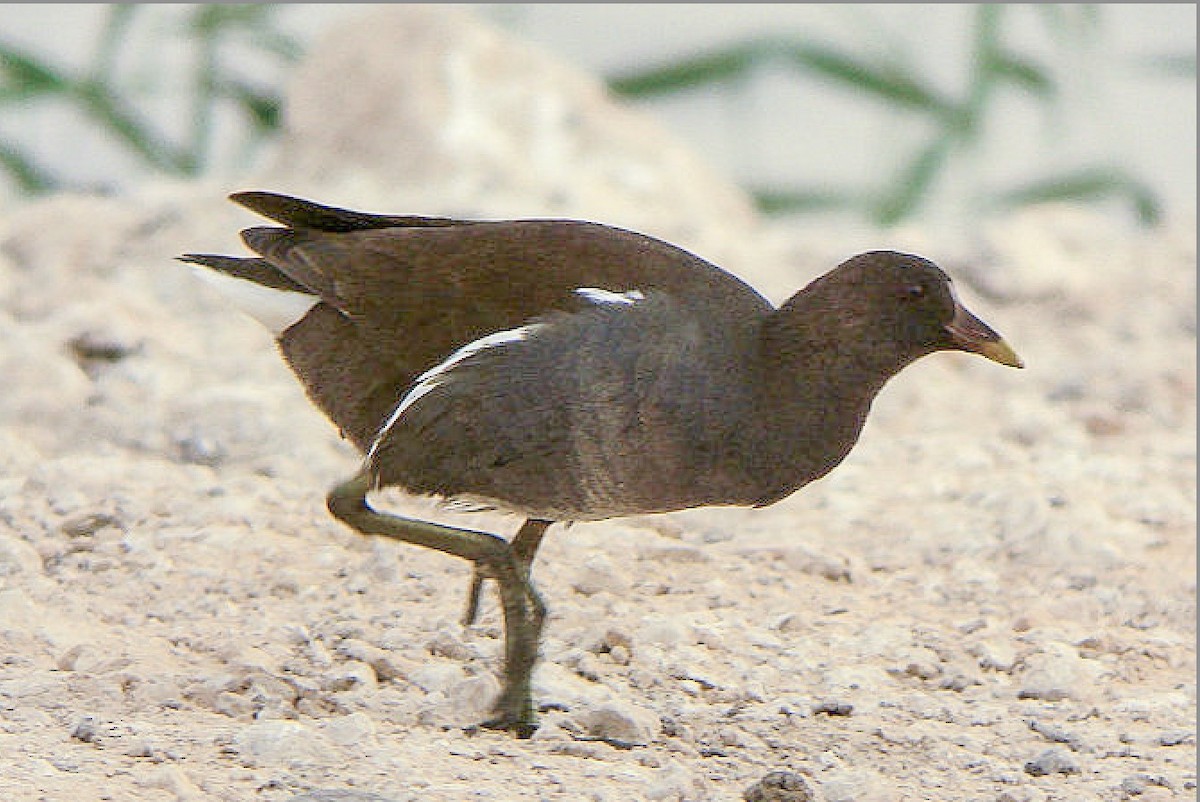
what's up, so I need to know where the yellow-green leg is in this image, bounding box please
[462,518,551,626]
[326,470,544,737]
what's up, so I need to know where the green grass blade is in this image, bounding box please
[871,134,954,225]
[607,43,762,96]
[0,139,57,193]
[220,80,283,132]
[0,41,69,97]
[608,37,958,121]
[986,53,1055,97]
[780,42,959,120]
[990,167,1163,225]
[91,5,139,79]
[750,186,863,216]
[74,79,191,173]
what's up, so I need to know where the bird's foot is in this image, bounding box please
[480,690,538,739]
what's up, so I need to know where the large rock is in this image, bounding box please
[259,5,764,274]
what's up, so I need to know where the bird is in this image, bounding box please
[180,191,1022,737]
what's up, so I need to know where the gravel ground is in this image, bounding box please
[0,8,1194,801]
[0,187,1193,802]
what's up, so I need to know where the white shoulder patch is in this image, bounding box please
[367,323,543,460]
[575,287,646,306]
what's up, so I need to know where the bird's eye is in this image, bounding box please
[901,284,926,301]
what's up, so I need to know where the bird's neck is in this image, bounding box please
[738,297,915,506]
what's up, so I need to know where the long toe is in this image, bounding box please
[482,695,537,738]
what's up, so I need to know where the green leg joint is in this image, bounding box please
[327,470,544,737]
[461,517,551,626]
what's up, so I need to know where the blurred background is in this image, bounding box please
[0,4,1194,232]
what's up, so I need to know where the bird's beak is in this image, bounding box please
[944,301,1024,368]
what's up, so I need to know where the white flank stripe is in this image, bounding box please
[192,266,317,335]
[575,287,645,306]
[366,324,542,460]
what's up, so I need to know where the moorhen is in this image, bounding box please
[181,191,1022,736]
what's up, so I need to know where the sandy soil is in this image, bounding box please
[0,182,1192,802]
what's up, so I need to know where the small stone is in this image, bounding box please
[426,627,475,662]
[574,701,659,746]
[572,553,630,596]
[1017,644,1094,702]
[173,432,227,467]
[1120,775,1149,795]
[60,512,122,538]
[644,762,696,801]
[782,545,851,583]
[213,691,256,720]
[562,648,604,681]
[888,647,943,681]
[323,661,378,694]
[138,765,206,801]
[320,712,377,747]
[67,329,141,377]
[812,700,853,717]
[289,792,397,802]
[1156,729,1194,747]
[638,616,685,647]
[744,770,820,802]
[773,613,807,633]
[232,720,338,767]
[56,644,96,672]
[334,639,409,683]
[408,661,467,694]
[1023,747,1080,776]
[70,716,102,745]
[1027,719,1085,751]
[608,645,632,666]
[969,638,1018,673]
[419,672,500,728]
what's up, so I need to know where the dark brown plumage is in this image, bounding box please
[181,191,1022,736]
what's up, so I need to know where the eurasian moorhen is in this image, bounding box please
[181,191,1022,736]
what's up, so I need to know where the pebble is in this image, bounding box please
[1027,719,1085,752]
[817,770,891,802]
[320,712,377,747]
[418,672,500,727]
[1023,747,1081,776]
[812,700,853,717]
[70,715,103,745]
[323,660,378,694]
[888,647,944,681]
[743,771,820,802]
[426,627,476,662]
[780,545,852,583]
[137,765,206,801]
[1017,644,1095,702]
[334,638,410,682]
[573,700,660,746]
[969,638,1019,673]
[232,720,338,767]
[644,761,697,801]
[637,615,686,647]
[1119,774,1154,795]
[572,553,631,596]
[1156,729,1194,747]
[407,661,468,694]
[289,792,397,802]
